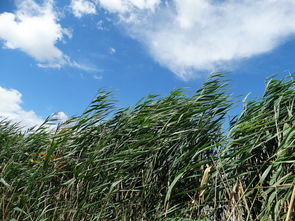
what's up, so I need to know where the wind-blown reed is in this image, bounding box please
[0,74,294,220]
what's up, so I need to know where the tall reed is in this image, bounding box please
[0,74,294,220]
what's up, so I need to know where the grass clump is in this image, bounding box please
[0,73,294,220]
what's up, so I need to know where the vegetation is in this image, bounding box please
[0,74,294,220]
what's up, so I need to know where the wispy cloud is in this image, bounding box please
[93,74,103,80]
[109,47,116,54]
[69,60,102,72]
[95,0,295,80]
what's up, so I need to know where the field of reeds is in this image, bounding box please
[0,73,294,221]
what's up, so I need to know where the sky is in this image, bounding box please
[1,0,295,129]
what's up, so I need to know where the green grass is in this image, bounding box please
[0,73,294,220]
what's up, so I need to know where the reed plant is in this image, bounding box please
[0,73,294,220]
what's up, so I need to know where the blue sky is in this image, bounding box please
[1,0,295,128]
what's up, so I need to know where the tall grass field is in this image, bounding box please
[0,74,294,220]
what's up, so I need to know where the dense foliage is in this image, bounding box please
[0,74,294,220]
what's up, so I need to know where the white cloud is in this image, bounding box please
[71,0,96,18]
[0,0,97,71]
[50,111,68,122]
[0,0,68,67]
[0,86,43,129]
[96,0,160,14]
[96,0,127,13]
[0,86,69,130]
[96,0,295,80]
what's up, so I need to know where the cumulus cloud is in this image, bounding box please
[0,86,69,130]
[0,86,43,129]
[50,111,68,123]
[96,0,295,79]
[0,0,70,67]
[71,0,96,18]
